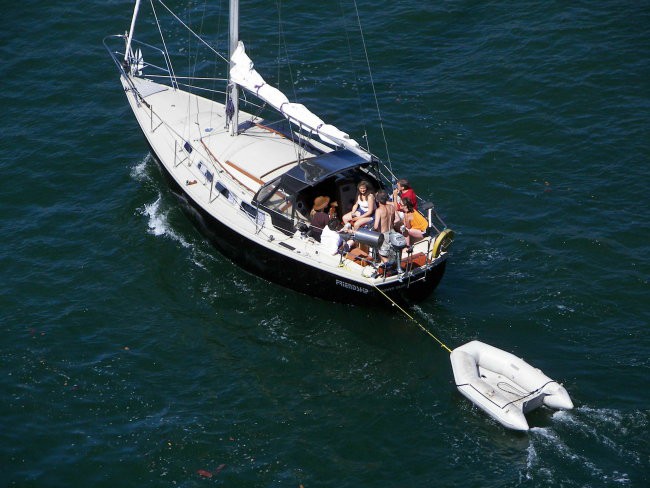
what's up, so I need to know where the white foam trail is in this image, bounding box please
[529,426,633,485]
[141,195,165,236]
[130,154,152,181]
[524,440,539,480]
[552,407,642,464]
[531,427,605,477]
[140,195,191,248]
[574,406,625,428]
[521,434,556,485]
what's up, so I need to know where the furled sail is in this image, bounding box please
[230,41,371,161]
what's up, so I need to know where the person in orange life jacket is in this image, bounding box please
[401,198,428,246]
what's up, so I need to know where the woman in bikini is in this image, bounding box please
[342,180,376,230]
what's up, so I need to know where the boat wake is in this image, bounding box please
[526,426,628,484]
[551,406,645,465]
[131,156,196,251]
[131,156,217,273]
[139,194,190,247]
[521,405,646,485]
[130,158,261,300]
[130,154,153,182]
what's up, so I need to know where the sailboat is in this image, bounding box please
[104,0,454,305]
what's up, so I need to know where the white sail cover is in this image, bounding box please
[230,42,371,161]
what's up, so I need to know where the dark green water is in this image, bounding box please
[1,1,648,486]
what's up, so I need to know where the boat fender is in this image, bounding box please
[430,228,455,259]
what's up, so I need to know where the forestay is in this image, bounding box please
[229,41,371,161]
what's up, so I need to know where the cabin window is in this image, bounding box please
[240,201,257,218]
[240,202,265,226]
[215,181,230,199]
[257,184,295,221]
[256,180,279,203]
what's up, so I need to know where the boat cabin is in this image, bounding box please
[253,149,382,234]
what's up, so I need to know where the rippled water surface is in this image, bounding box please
[1,1,648,486]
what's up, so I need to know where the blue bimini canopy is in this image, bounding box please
[280,150,370,193]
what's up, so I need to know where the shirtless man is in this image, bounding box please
[373,190,395,263]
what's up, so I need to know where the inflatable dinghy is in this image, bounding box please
[450,341,573,430]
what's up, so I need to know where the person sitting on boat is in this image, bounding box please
[320,218,349,255]
[309,196,332,241]
[373,190,396,263]
[342,180,376,231]
[392,178,417,225]
[328,200,339,220]
[400,199,429,246]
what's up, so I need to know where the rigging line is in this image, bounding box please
[156,0,228,64]
[274,1,305,163]
[185,2,194,127]
[351,0,392,170]
[209,0,225,130]
[190,1,209,127]
[339,0,370,154]
[276,0,282,91]
[150,0,178,89]
[366,279,452,354]
[274,1,312,164]
[275,1,297,103]
[191,1,209,92]
[145,75,226,81]
[190,0,209,87]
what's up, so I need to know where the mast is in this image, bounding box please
[227,0,239,136]
[124,0,142,64]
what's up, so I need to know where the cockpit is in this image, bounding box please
[253,149,381,233]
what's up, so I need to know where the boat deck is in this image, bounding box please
[130,76,318,194]
[122,74,447,299]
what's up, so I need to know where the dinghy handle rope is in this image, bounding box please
[367,279,452,353]
[455,380,559,410]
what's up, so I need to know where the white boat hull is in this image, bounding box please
[104,1,455,306]
[113,73,449,304]
[450,341,573,430]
